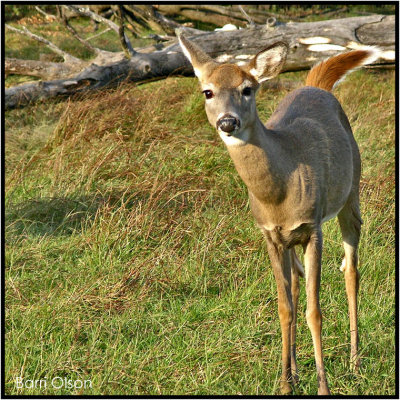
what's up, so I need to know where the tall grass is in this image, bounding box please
[5,67,395,395]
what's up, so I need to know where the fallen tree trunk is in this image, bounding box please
[5,58,83,80]
[154,4,281,26]
[5,14,395,110]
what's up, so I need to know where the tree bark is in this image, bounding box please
[5,14,395,110]
[154,4,275,26]
[5,58,84,80]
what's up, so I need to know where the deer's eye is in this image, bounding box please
[203,90,214,99]
[242,87,252,96]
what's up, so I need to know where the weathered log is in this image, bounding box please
[184,14,395,71]
[5,58,84,80]
[4,52,192,110]
[154,4,273,26]
[5,15,395,110]
[157,6,247,28]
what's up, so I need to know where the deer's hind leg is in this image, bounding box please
[337,198,362,371]
[304,228,330,395]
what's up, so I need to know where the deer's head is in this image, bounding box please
[178,34,288,146]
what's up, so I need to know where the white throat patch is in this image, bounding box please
[218,128,250,147]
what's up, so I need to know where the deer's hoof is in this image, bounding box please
[317,381,331,395]
[280,381,292,395]
[291,372,299,385]
[351,355,361,373]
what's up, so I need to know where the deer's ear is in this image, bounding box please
[178,32,217,81]
[247,42,288,83]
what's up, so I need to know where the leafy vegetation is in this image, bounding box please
[4,7,395,396]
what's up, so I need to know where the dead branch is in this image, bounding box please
[124,5,179,36]
[114,5,134,58]
[34,6,56,20]
[86,28,111,41]
[58,6,99,55]
[65,5,136,55]
[5,23,81,64]
[238,5,255,27]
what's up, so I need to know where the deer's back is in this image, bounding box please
[266,86,353,139]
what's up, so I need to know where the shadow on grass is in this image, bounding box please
[4,185,209,240]
[5,195,108,238]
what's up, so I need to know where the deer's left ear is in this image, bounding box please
[247,42,288,83]
[178,32,218,81]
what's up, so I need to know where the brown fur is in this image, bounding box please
[305,49,373,91]
[209,64,249,88]
[178,34,376,395]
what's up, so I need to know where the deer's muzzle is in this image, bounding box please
[216,115,241,135]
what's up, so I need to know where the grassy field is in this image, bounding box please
[5,8,396,397]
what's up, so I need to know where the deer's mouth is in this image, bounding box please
[217,127,250,147]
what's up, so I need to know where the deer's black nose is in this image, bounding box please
[216,115,240,134]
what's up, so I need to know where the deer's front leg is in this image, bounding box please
[304,228,330,395]
[265,232,293,395]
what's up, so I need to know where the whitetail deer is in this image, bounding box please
[178,33,380,395]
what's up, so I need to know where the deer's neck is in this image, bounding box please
[225,118,288,204]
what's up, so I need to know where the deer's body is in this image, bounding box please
[230,86,359,235]
[179,33,378,395]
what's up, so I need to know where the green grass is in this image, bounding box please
[5,67,395,396]
[5,6,396,392]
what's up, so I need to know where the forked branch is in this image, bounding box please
[114,5,134,58]
[65,5,136,56]
[58,5,99,55]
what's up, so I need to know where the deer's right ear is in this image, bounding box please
[247,42,288,83]
[178,32,217,81]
